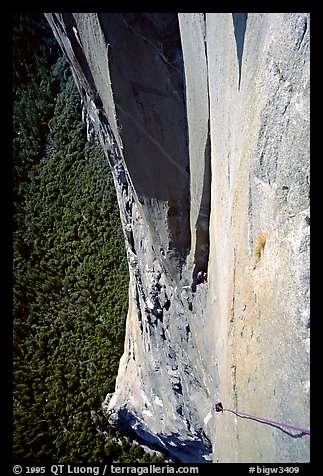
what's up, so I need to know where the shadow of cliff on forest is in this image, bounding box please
[112,407,213,463]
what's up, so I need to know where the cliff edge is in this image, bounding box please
[45,12,310,463]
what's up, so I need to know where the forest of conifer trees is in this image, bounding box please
[12,13,165,464]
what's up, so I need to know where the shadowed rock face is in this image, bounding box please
[45,13,310,463]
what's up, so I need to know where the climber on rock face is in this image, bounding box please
[197,270,207,284]
[149,290,159,301]
[214,402,223,413]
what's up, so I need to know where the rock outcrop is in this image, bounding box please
[45,13,310,463]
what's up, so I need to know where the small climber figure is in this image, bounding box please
[149,290,159,302]
[196,270,207,284]
[214,401,224,413]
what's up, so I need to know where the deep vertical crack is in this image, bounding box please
[192,14,211,286]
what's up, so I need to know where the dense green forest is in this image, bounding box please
[13,13,164,463]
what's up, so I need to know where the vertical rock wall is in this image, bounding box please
[45,12,310,463]
[202,12,310,462]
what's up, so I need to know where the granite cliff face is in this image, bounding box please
[45,13,310,463]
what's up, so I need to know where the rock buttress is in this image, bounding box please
[45,12,214,463]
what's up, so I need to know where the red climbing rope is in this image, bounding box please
[214,402,310,435]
